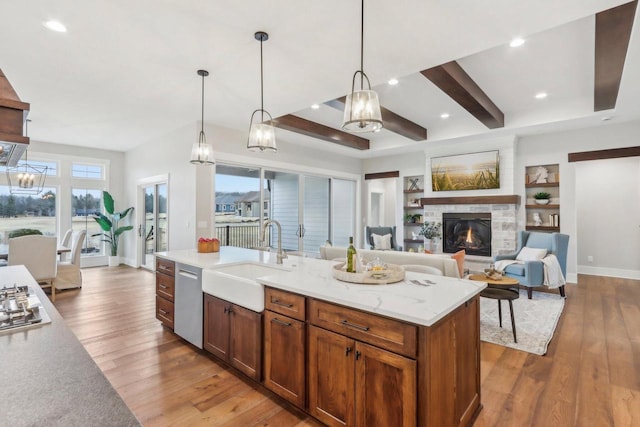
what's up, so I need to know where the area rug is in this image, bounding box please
[480,289,565,355]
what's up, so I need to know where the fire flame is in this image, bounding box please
[466,228,473,243]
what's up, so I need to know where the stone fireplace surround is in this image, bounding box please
[421,195,520,272]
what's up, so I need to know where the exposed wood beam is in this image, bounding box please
[568,146,640,162]
[364,171,400,180]
[594,1,638,111]
[420,61,504,129]
[325,97,427,141]
[273,114,370,150]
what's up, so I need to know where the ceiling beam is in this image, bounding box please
[325,97,427,141]
[420,61,504,129]
[273,114,370,150]
[594,0,637,111]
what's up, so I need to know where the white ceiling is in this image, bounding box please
[2,0,639,159]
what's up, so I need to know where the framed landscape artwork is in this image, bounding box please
[431,150,500,191]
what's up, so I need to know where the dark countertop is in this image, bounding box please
[0,265,140,427]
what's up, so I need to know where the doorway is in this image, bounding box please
[137,175,169,270]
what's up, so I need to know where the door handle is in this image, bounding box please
[300,224,305,238]
[138,224,143,237]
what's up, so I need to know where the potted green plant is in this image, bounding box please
[92,191,134,266]
[533,191,551,205]
[419,221,442,251]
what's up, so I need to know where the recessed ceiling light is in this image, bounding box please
[43,20,67,32]
[388,78,399,86]
[535,92,548,99]
[509,38,525,47]
[440,113,450,119]
[311,104,320,110]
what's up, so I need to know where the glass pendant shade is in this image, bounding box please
[248,31,277,153]
[190,130,214,164]
[343,88,383,132]
[247,110,276,152]
[190,69,215,165]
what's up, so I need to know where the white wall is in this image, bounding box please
[575,157,640,279]
[516,119,640,282]
[122,122,361,264]
[362,119,640,283]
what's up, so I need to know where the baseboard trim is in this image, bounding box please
[577,266,640,280]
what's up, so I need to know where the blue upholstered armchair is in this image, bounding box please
[365,226,402,251]
[494,231,569,299]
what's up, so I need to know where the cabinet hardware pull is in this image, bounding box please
[272,299,293,308]
[159,284,167,289]
[271,318,292,327]
[355,350,361,360]
[345,347,352,356]
[224,306,233,314]
[341,320,369,331]
[159,265,170,271]
[159,309,168,315]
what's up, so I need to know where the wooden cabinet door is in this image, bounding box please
[308,326,356,427]
[230,304,262,381]
[454,298,480,426]
[354,342,416,427]
[203,294,230,361]
[263,310,306,407]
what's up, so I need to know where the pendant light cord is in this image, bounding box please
[260,37,264,122]
[200,73,205,142]
[360,0,364,90]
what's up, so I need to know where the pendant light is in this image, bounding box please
[247,31,277,152]
[6,119,48,195]
[342,0,383,133]
[190,69,215,165]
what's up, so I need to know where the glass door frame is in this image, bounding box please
[136,174,169,270]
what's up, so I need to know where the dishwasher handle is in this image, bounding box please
[178,270,199,281]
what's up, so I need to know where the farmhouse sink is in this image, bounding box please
[202,262,291,312]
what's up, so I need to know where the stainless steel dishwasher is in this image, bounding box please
[174,262,203,349]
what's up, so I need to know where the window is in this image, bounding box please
[71,189,103,256]
[0,186,57,244]
[72,163,103,179]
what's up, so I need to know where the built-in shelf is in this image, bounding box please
[526,225,560,232]
[404,205,422,209]
[404,189,424,194]
[525,182,559,188]
[525,204,560,209]
[403,175,424,252]
[404,239,423,244]
[404,222,423,226]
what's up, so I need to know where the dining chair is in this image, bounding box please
[59,228,73,261]
[8,235,58,301]
[54,230,86,291]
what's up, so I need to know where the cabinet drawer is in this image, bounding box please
[309,299,417,358]
[156,258,175,276]
[265,287,306,321]
[156,296,174,329]
[156,272,175,301]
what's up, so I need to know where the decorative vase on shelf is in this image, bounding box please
[535,199,550,205]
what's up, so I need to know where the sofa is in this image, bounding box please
[320,245,461,278]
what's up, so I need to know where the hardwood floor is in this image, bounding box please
[53,267,640,426]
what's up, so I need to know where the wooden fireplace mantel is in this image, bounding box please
[421,195,520,205]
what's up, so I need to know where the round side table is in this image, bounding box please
[468,274,520,343]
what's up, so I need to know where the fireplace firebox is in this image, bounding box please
[442,213,491,256]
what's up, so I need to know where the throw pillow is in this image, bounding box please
[372,233,392,250]
[450,249,465,277]
[516,247,548,261]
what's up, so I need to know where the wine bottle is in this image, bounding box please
[346,236,357,273]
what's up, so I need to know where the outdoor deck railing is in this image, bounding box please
[215,224,269,249]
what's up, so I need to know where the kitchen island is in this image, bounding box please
[0,266,140,427]
[156,247,486,427]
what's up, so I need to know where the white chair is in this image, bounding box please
[59,228,73,261]
[8,235,58,301]
[54,230,86,291]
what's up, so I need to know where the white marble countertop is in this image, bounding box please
[158,247,486,327]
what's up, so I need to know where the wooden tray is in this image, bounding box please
[332,262,405,285]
